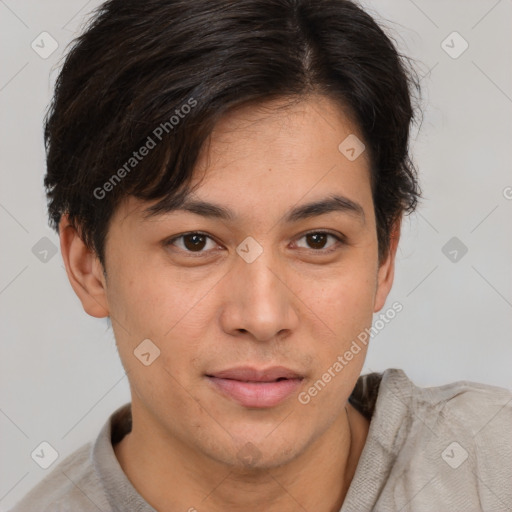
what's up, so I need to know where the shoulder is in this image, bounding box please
[379,368,512,459]
[8,442,110,512]
[383,368,512,436]
[375,369,512,511]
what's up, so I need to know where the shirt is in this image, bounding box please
[9,368,512,512]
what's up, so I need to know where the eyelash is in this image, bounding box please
[164,230,346,257]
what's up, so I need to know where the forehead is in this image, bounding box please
[196,94,367,167]
[120,95,373,226]
[188,96,370,201]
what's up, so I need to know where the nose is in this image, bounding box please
[219,246,299,342]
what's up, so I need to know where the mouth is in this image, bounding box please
[205,366,304,408]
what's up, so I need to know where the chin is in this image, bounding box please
[201,427,309,471]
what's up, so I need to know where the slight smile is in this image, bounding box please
[206,366,305,408]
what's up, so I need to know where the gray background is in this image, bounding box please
[1,0,511,508]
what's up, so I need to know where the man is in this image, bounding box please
[11,0,512,511]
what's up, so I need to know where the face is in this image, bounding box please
[66,95,398,470]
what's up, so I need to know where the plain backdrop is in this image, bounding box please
[1,0,511,509]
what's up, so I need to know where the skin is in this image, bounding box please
[60,94,400,512]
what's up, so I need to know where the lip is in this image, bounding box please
[206,366,304,408]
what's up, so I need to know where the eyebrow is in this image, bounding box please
[143,193,365,225]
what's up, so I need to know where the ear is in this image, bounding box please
[373,217,401,313]
[59,214,109,318]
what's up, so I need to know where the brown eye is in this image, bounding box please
[295,231,345,252]
[165,232,218,254]
[306,233,328,250]
[182,233,207,251]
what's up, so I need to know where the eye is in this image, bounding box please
[164,232,220,255]
[164,230,346,257]
[294,231,345,253]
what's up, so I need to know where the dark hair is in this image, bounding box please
[44,0,421,268]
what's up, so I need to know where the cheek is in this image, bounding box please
[299,279,373,417]
[106,266,211,380]
[300,262,376,393]
[107,262,194,336]
[309,264,377,330]
[107,275,206,415]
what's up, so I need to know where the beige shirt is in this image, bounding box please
[9,368,512,512]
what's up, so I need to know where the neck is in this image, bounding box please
[114,402,369,512]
